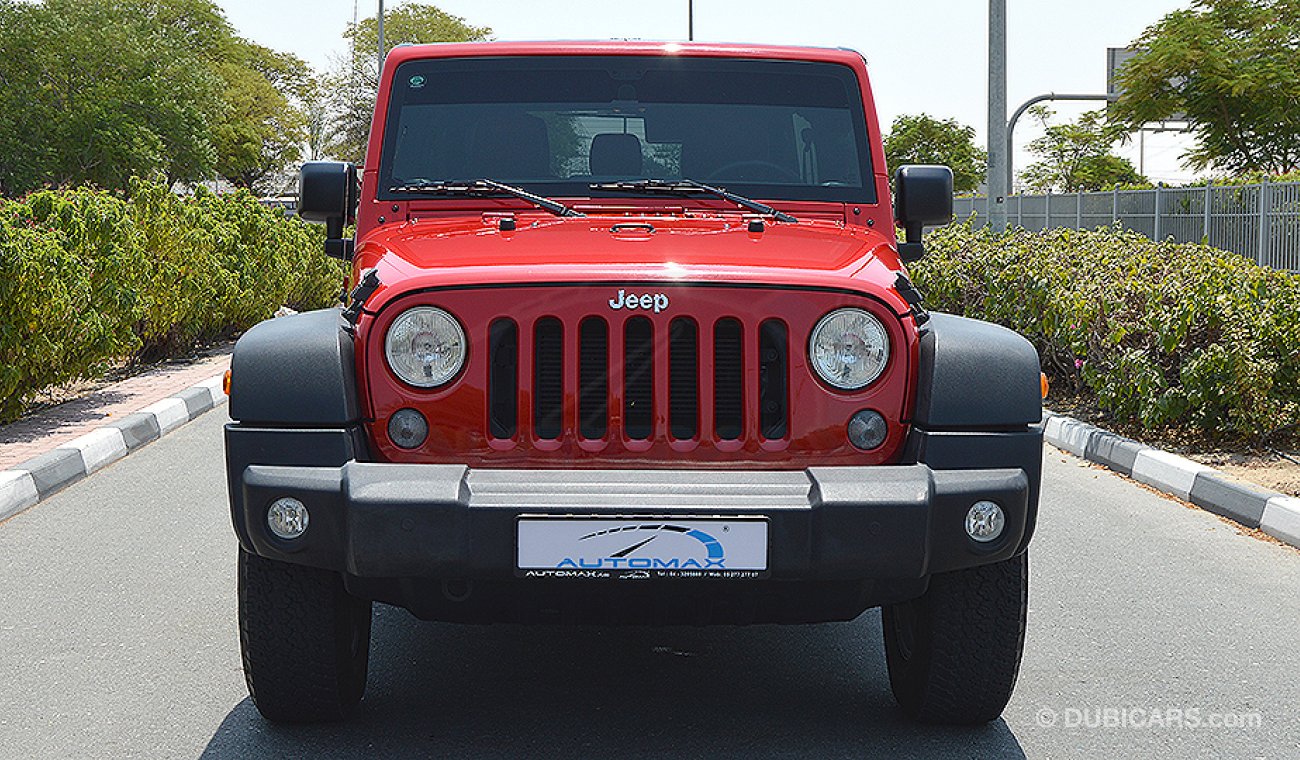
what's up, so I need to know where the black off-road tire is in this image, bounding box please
[882,551,1028,725]
[238,549,372,723]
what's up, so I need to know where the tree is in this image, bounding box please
[301,80,335,162]
[212,42,313,193]
[327,4,491,164]
[0,0,226,194]
[1114,0,1300,175]
[0,2,57,194]
[0,0,316,196]
[883,114,987,194]
[1019,107,1144,192]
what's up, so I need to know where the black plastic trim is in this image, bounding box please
[759,320,789,439]
[623,317,654,440]
[533,318,564,440]
[714,318,744,440]
[903,425,1044,555]
[912,312,1042,428]
[228,309,360,426]
[233,461,1028,582]
[488,319,518,439]
[224,424,369,553]
[578,317,608,439]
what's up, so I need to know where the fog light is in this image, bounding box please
[388,408,428,449]
[267,497,309,540]
[847,409,888,450]
[965,501,1005,543]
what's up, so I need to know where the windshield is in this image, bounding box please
[378,55,875,204]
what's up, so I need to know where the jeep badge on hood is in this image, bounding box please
[608,289,669,313]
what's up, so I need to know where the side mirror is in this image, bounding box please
[299,161,359,260]
[893,165,953,263]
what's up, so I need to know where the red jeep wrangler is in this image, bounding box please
[225,42,1043,726]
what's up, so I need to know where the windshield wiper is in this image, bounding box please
[590,178,797,223]
[389,179,584,217]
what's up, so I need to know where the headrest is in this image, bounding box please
[589,133,643,177]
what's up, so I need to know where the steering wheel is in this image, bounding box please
[704,160,802,183]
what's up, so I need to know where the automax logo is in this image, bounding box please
[555,523,725,570]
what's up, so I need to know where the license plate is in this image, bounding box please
[516,517,768,578]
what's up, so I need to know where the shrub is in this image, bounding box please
[911,223,1300,442]
[0,180,342,422]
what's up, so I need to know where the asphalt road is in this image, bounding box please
[1,410,1297,759]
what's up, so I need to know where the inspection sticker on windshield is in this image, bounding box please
[517,517,767,579]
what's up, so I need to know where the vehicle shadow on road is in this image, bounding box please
[200,605,1025,758]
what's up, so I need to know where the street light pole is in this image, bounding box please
[1005,92,1119,191]
[688,0,694,41]
[987,0,1008,233]
[377,0,385,72]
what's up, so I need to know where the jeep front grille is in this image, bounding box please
[488,319,518,439]
[366,285,912,467]
[578,317,608,439]
[486,315,789,444]
[668,318,698,440]
[623,317,655,439]
[759,320,789,439]
[713,318,744,440]
[532,317,565,439]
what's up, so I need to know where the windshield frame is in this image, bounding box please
[375,54,878,206]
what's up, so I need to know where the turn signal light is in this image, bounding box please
[223,369,232,396]
[1040,372,1049,400]
[847,409,888,451]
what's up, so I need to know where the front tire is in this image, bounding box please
[238,549,372,723]
[883,552,1028,725]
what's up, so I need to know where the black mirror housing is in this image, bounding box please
[299,161,359,260]
[893,165,953,263]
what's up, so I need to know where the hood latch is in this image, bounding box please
[894,273,930,326]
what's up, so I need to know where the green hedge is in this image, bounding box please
[0,180,344,422]
[911,223,1300,442]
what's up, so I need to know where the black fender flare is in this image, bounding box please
[907,312,1044,555]
[228,308,360,426]
[912,312,1042,429]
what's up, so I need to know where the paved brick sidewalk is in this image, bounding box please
[0,347,232,470]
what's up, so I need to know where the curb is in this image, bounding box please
[1043,411,1300,551]
[0,374,227,524]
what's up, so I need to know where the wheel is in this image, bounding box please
[238,549,372,723]
[704,160,802,183]
[882,552,1028,725]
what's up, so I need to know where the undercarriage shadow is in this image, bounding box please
[201,606,1024,758]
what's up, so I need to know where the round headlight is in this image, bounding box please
[809,308,890,390]
[385,306,466,388]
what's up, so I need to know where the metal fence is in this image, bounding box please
[952,182,1300,271]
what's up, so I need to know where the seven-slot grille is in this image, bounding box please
[487,316,789,443]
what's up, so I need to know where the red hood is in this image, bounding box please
[353,213,911,316]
